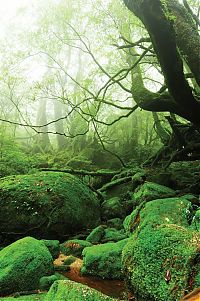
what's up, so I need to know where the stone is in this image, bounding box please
[0,237,54,295]
[60,239,92,258]
[0,172,100,240]
[81,239,129,279]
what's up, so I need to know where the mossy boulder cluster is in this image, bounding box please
[0,237,54,295]
[122,196,200,301]
[0,172,100,240]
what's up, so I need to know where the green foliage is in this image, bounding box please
[0,133,35,177]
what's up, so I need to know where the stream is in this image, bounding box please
[55,254,129,300]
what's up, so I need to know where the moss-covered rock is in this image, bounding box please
[44,280,115,301]
[122,198,200,301]
[107,218,123,230]
[133,182,176,205]
[191,209,200,232]
[39,275,58,291]
[0,294,46,301]
[86,225,106,244]
[0,172,100,240]
[101,197,126,220]
[60,239,92,258]
[39,273,67,291]
[102,228,127,243]
[63,255,77,266]
[81,239,129,279]
[0,237,54,295]
[42,240,60,259]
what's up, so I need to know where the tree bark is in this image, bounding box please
[123,0,200,125]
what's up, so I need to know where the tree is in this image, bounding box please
[123,0,200,125]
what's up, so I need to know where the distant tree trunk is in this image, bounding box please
[54,100,66,150]
[34,99,51,152]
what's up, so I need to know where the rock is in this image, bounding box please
[44,280,115,301]
[81,239,129,279]
[0,294,46,300]
[122,198,200,301]
[39,273,67,289]
[86,225,106,244]
[63,256,77,266]
[60,239,92,258]
[133,181,176,205]
[0,237,54,295]
[107,218,123,230]
[191,209,200,231]
[42,240,60,259]
[39,275,58,291]
[101,197,126,220]
[102,228,127,243]
[99,177,136,199]
[0,172,100,240]
[124,197,192,237]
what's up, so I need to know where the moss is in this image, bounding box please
[86,225,106,244]
[39,275,58,291]
[0,172,100,239]
[102,228,127,243]
[133,182,176,205]
[107,218,123,230]
[41,240,60,259]
[63,256,77,266]
[191,210,200,232]
[101,197,126,220]
[0,294,46,301]
[122,198,200,301]
[0,237,54,295]
[139,197,192,229]
[44,280,115,301]
[60,239,92,258]
[81,239,129,279]
[122,224,199,301]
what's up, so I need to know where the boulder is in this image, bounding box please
[86,225,106,244]
[0,294,46,301]
[42,240,60,259]
[60,239,92,258]
[107,218,123,230]
[44,280,115,301]
[133,182,176,205]
[102,228,127,243]
[191,209,200,232]
[101,197,126,220]
[122,198,200,301]
[81,239,129,279]
[0,172,100,240]
[0,237,54,295]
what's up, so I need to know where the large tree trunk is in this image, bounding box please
[123,0,200,125]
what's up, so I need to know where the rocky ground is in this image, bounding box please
[0,161,199,301]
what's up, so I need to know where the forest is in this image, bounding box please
[0,0,199,300]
